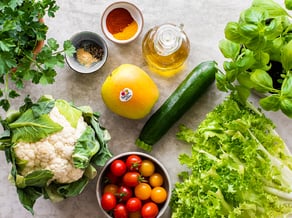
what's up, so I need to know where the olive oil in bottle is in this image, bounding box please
[142,24,190,77]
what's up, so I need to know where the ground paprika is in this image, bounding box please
[106,8,138,40]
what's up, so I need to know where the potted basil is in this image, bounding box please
[0,0,75,112]
[216,0,292,118]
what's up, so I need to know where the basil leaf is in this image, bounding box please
[250,69,274,92]
[240,8,266,24]
[224,22,247,43]
[236,49,256,70]
[239,23,259,38]
[252,0,289,17]
[281,40,292,71]
[281,75,292,98]
[259,94,281,111]
[280,97,292,117]
[219,39,240,59]
[237,72,254,89]
[285,0,292,10]
[9,109,63,143]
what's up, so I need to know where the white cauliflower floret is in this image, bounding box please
[14,106,87,184]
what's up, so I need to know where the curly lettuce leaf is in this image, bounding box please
[171,94,292,218]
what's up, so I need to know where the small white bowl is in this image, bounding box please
[66,31,108,74]
[101,2,144,44]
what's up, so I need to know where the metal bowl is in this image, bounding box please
[65,31,108,74]
[96,151,171,217]
[101,2,144,44]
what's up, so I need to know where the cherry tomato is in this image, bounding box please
[103,184,119,195]
[134,183,152,200]
[139,160,155,177]
[105,171,120,184]
[117,185,133,202]
[150,187,167,204]
[123,171,141,187]
[126,154,142,171]
[129,211,142,218]
[141,202,159,218]
[114,203,128,218]
[101,192,117,211]
[126,197,142,212]
[110,159,127,177]
[149,173,164,187]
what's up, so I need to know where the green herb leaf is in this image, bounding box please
[259,94,281,111]
[250,69,274,92]
[280,97,292,117]
[219,39,240,59]
[252,0,289,17]
[63,40,76,57]
[281,40,292,71]
[285,0,292,10]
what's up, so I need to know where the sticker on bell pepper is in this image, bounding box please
[120,88,133,102]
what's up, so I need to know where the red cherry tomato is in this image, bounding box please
[101,192,117,211]
[123,172,141,187]
[105,171,120,184]
[114,203,128,218]
[110,159,127,177]
[126,155,142,171]
[141,202,159,218]
[126,197,142,212]
[117,185,133,202]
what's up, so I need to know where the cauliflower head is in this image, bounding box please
[0,95,112,214]
[14,106,87,183]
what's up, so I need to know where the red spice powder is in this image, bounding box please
[106,8,134,34]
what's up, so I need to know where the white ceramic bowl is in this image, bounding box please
[101,2,144,44]
[65,31,108,73]
[96,151,171,218]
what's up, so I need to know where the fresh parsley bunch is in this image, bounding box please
[0,0,75,112]
[216,0,292,118]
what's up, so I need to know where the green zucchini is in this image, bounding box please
[135,61,218,151]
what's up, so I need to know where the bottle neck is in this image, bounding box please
[154,24,183,56]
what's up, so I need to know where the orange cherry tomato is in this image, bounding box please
[150,187,167,204]
[134,183,152,200]
[149,173,164,187]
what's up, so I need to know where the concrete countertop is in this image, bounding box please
[0,0,291,217]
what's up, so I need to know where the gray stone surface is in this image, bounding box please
[0,0,291,218]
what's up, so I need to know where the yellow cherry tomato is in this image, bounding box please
[149,173,164,187]
[139,160,155,177]
[129,210,142,218]
[134,183,152,200]
[150,186,167,204]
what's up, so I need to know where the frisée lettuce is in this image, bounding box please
[170,93,292,218]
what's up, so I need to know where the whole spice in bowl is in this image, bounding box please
[76,40,104,67]
[65,31,108,74]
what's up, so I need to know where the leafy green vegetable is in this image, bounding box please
[170,93,292,218]
[216,0,292,118]
[0,0,75,113]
